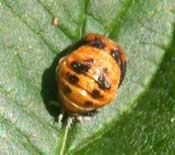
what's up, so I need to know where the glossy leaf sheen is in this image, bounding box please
[0,0,174,155]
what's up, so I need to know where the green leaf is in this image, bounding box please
[0,0,174,155]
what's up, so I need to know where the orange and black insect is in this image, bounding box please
[56,33,127,115]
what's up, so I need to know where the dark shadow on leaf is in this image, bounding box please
[41,39,86,120]
[41,52,62,119]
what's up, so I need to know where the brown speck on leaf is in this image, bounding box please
[53,17,59,26]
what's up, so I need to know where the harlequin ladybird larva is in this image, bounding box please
[56,33,127,120]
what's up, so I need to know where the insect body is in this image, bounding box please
[56,33,127,116]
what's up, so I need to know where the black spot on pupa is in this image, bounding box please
[111,49,127,87]
[84,58,94,64]
[91,89,102,98]
[111,49,121,66]
[103,68,108,74]
[66,73,79,84]
[89,38,105,49]
[98,73,111,89]
[84,101,93,107]
[71,61,90,74]
[63,85,72,94]
[119,61,127,86]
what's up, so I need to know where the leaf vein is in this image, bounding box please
[36,0,75,40]
[108,0,134,38]
[0,116,44,155]
[80,0,90,37]
[0,85,57,132]
[2,0,58,54]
